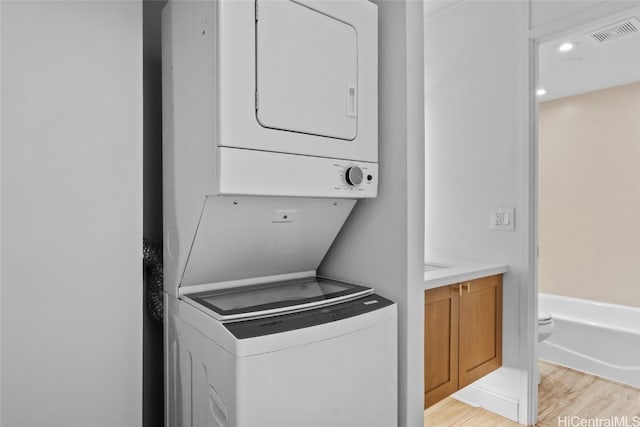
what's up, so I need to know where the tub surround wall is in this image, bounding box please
[539,82,640,308]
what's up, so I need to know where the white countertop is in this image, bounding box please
[423,259,509,289]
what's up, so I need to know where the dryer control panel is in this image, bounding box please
[217,147,378,198]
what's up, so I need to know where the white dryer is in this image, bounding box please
[162,0,378,199]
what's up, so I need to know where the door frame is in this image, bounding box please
[524,2,640,424]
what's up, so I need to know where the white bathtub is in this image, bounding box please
[538,293,640,388]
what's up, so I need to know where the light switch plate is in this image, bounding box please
[490,207,515,231]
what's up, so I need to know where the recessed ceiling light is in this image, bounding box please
[536,88,547,96]
[558,42,575,53]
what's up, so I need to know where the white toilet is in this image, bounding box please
[536,311,555,384]
[538,311,555,342]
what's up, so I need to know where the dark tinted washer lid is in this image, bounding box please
[188,276,371,320]
[224,293,394,339]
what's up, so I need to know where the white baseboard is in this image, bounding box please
[451,367,521,423]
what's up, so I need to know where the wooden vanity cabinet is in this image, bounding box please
[424,274,502,409]
[424,285,459,407]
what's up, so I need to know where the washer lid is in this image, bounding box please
[186,277,372,322]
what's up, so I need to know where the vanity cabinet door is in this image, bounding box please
[424,285,459,408]
[458,275,503,388]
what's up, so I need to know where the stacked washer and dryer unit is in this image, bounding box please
[162,1,397,426]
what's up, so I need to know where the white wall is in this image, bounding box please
[1,2,143,426]
[319,1,425,426]
[424,0,525,369]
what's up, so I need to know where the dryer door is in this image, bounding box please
[256,0,358,141]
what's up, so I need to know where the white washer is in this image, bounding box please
[162,197,397,427]
[166,277,397,427]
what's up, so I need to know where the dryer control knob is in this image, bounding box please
[345,166,364,186]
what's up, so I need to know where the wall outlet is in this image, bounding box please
[490,207,515,231]
[494,212,503,226]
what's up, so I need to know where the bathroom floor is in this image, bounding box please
[424,361,640,426]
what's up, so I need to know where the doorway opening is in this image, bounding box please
[534,9,640,424]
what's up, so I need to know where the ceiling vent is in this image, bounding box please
[585,17,640,44]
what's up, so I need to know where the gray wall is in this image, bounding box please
[1,1,143,425]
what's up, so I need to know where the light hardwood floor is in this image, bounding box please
[424,361,640,426]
